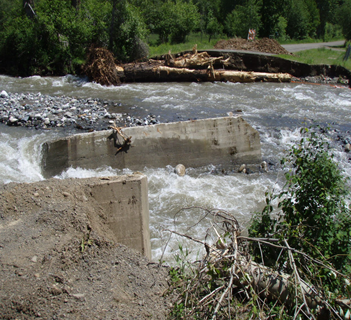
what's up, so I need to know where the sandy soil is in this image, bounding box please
[0,178,174,319]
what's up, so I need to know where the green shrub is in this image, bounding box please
[249,127,351,294]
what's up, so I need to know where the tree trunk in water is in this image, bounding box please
[120,63,292,83]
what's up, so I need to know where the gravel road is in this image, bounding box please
[281,40,345,52]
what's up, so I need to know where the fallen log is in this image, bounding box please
[121,64,292,83]
[209,69,292,83]
[82,47,292,85]
[165,51,228,69]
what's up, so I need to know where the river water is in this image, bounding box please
[1,75,350,261]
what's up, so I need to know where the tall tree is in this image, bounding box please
[286,0,310,39]
[71,0,81,8]
[23,0,35,18]
[193,0,221,36]
[153,0,200,44]
[23,0,34,6]
[225,0,261,38]
[315,0,338,39]
[336,0,351,40]
[260,0,283,37]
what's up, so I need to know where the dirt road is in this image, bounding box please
[281,40,345,52]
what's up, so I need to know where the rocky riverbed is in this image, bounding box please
[0,90,161,131]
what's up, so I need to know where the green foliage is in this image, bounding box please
[315,0,339,39]
[249,127,351,293]
[286,0,315,40]
[277,47,351,71]
[324,22,343,41]
[153,0,200,44]
[276,16,288,40]
[225,0,261,38]
[148,32,225,57]
[109,1,149,61]
[335,0,351,41]
[0,0,113,75]
[260,0,288,37]
[0,0,349,76]
[168,244,195,318]
[205,10,223,42]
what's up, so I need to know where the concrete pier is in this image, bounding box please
[41,116,262,177]
[0,174,151,258]
[89,174,150,258]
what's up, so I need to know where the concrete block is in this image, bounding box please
[0,174,151,259]
[89,174,150,258]
[41,116,261,177]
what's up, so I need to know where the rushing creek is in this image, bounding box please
[1,74,351,262]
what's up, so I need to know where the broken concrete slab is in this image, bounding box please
[41,116,262,178]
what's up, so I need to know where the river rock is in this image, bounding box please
[0,90,9,98]
[238,164,246,173]
[260,161,268,172]
[0,91,162,131]
[175,164,186,176]
[345,143,351,152]
[8,116,19,125]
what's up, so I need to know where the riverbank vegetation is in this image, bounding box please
[0,0,350,76]
[278,46,351,71]
[167,127,351,319]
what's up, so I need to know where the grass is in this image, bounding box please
[277,46,351,71]
[147,32,351,71]
[147,32,225,57]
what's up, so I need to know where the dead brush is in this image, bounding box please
[163,207,351,320]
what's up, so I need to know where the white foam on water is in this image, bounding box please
[0,128,61,184]
[146,166,282,262]
[0,76,350,264]
[55,166,121,179]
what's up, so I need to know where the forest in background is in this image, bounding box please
[0,0,350,76]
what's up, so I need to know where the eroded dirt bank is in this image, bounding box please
[0,177,173,319]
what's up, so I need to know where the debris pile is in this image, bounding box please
[83,47,121,86]
[214,37,292,55]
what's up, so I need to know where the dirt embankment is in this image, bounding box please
[214,37,292,55]
[0,178,173,319]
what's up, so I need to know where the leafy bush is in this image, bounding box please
[0,0,111,75]
[153,0,200,44]
[249,127,351,294]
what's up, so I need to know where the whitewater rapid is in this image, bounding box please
[0,75,350,261]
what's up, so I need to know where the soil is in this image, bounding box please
[214,37,292,55]
[0,178,174,319]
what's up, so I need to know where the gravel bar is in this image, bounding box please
[0,90,161,131]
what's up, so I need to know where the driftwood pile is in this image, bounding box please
[164,207,351,319]
[82,47,121,86]
[83,46,292,86]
